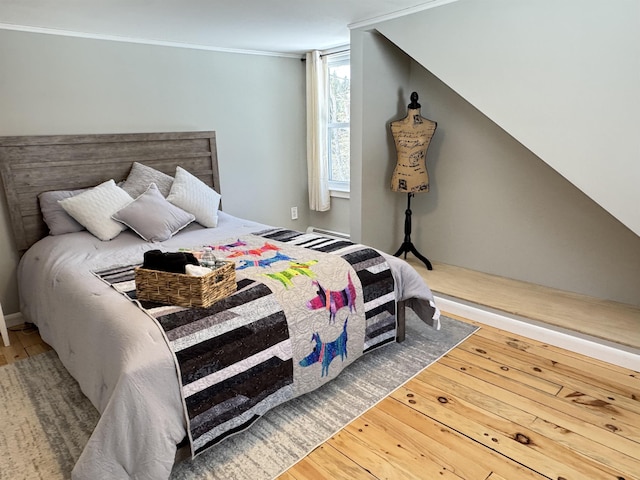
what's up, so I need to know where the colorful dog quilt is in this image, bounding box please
[95,230,396,458]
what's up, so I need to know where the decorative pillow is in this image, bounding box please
[112,183,195,242]
[166,166,221,228]
[58,180,133,241]
[38,188,89,235]
[120,162,174,198]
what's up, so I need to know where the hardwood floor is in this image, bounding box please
[409,260,640,350]
[3,307,638,479]
[0,324,52,366]
[280,312,640,480]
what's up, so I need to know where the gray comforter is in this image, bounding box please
[18,212,440,480]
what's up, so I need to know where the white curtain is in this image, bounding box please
[306,50,331,211]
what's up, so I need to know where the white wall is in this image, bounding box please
[349,29,640,307]
[377,0,640,236]
[0,29,308,314]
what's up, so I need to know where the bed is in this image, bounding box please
[0,131,440,480]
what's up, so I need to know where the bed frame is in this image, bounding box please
[0,130,407,342]
[0,131,220,254]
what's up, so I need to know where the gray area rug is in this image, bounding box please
[0,314,477,480]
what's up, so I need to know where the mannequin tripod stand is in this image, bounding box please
[393,192,432,270]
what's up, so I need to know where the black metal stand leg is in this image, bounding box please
[393,193,433,270]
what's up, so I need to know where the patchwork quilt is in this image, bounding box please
[95,230,396,457]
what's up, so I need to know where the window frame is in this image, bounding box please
[325,51,350,195]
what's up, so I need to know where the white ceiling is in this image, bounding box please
[0,0,448,56]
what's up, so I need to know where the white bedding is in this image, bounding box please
[18,212,440,480]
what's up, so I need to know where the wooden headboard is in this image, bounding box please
[0,131,220,253]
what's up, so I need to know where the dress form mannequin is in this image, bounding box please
[390,92,437,270]
[390,92,437,193]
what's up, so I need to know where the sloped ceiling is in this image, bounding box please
[376,0,640,236]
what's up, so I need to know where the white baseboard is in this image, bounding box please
[5,312,24,328]
[435,295,640,371]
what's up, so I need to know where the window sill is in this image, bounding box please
[330,189,350,199]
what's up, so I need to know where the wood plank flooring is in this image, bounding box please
[409,260,640,350]
[280,313,640,480]
[3,317,638,479]
[0,324,52,366]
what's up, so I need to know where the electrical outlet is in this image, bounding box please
[291,206,298,220]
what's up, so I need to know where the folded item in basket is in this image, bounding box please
[185,264,213,276]
[142,250,199,274]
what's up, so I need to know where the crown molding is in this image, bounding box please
[349,0,460,30]
[0,23,301,58]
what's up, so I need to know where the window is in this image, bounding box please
[326,52,350,193]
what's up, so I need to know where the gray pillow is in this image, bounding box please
[38,188,90,235]
[112,183,195,242]
[120,162,173,198]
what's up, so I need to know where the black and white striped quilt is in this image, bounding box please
[95,230,396,457]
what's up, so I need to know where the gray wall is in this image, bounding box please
[351,29,412,251]
[377,0,640,236]
[350,30,640,307]
[308,196,350,235]
[0,29,308,315]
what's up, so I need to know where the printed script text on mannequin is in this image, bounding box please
[390,92,437,193]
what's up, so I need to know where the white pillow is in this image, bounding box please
[112,183,195,242]
[166,166,221,228]
[58,180,133,241]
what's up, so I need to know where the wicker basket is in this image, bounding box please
[134,261,236,308]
